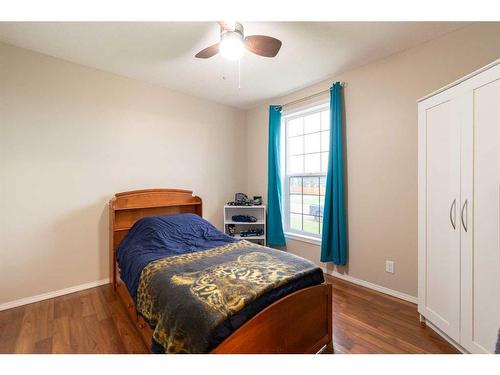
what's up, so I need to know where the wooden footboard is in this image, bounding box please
[211,283,332,354]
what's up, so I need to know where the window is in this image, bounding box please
[283,103,329,240]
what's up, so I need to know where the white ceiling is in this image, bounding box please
[0,22,471,108]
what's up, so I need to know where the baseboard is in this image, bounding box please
[0,278,110,312]
[321,267,418,304]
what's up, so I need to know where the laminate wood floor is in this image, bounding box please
[0,275,458,354]
[324,275,458,354]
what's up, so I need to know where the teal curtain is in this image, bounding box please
[321,83,347,264]
[267,105,286,246]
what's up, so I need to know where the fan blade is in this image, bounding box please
[244,35,282,57]
[195,43,220,58]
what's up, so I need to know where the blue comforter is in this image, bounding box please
[116,213,237,301]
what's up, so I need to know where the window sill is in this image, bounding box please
[284,232,321,246]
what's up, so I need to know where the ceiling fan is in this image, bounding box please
[195,21,282,61]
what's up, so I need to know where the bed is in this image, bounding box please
[109,188,332,354]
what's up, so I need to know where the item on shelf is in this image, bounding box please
[239,228,264,237]
[252,196,263,205]
[224,204,266,246]
[232,215,257,223]
[227,224,236,236]
[227,193,253,206]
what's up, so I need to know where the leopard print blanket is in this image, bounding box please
[136,240,322,353]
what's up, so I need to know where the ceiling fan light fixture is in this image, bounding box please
[219,32,244,60]
[195,21,281,60]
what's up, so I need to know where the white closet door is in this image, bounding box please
[461,68,500,353]
[418,95,461,341]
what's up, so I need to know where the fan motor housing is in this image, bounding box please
[220,21,244,40]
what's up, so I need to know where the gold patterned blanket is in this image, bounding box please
[135,240,323,353]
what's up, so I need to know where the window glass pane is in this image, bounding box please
[321,152,329,173]
[321,130,329,152]
[320,176,326,195]
[287,118,303,137]
[303,176,320,195]
[303,194,320,218]
[304,153,321,173]
[304,112,321,134]
[290,213,302,231]
[289,194,302,214]
[303,214,320,235]
[287,135,303,156]
[319,195,325,216]
[284,106,331,238]
[319,219,323,235]
[321,110,330,130]
[289,177,302,194]
[304,132,321,154]
[288,155,303,174]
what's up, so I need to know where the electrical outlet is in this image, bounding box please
[385,260,395,274]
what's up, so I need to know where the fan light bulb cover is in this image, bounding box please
[220,35,244,60]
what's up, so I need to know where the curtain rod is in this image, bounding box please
[281,82,345,108]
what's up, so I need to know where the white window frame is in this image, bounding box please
[282,101,329,244]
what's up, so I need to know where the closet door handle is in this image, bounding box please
[461,200,468,232]
[449,199,456,230]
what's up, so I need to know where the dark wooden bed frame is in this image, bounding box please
[109,188,333,354]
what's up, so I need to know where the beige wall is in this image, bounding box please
[245,22,500,297]
[0,42,247,306]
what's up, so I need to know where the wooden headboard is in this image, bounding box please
[109,188,202,288]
